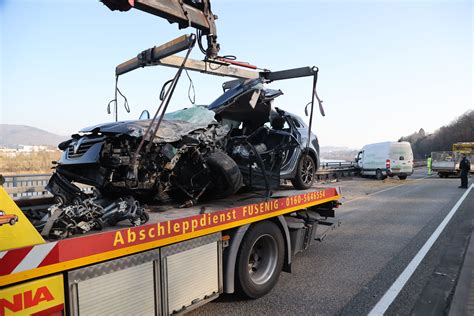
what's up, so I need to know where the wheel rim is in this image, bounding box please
[300,156,315,185]
[247,234,278,285]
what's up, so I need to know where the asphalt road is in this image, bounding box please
[192,168,474,315]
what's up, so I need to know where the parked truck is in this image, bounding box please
[432,143,474,177]
[431,151,459,178]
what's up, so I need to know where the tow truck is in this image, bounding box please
[0,1,340,315]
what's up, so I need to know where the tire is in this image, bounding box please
[291,153,316,190]
[206,151,243,198]
[398,175,407,180]
[376,169,384,180]
[235,221,284,299]
[9,218,16,225]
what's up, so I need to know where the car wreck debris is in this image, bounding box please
[46,77,321,210]
[37,194,149,239]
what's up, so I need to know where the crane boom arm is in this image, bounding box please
[101,0,219,57]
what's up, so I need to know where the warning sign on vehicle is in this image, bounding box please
[0,187,45,251]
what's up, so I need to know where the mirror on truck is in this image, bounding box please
[139,110,150,120]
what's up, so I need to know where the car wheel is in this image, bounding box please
[206,151,243,197]
[9,218,16,225]
[376,169,384,180]
[235,221,284,299]
[291,153,316,190]
[398,175,407,180]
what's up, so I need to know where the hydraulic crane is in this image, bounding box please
[101,0,220,58]
[101,0,325,178]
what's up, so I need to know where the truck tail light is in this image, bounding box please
[386,159,391,169]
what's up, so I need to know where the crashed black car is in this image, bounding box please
[47,78,320,206]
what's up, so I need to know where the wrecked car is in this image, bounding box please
[211,78,320,191]
[46,78,319,209]
[47,106,242,207]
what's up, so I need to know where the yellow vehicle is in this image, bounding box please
[1,1,339,314]
[453,142,474,173]
[453,142,474,154]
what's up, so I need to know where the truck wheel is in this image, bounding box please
[206,151,243,197]
[376,169,384,180]
[235,221,284,299]
[291,154,316,190]
[398,175,407,180]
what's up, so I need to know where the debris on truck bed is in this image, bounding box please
[31,194,149,239]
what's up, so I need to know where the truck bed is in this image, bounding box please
[1,185,340,286]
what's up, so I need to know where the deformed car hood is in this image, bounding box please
[209,78,283,112]
[208,78,283,126]
[79,106,219,143]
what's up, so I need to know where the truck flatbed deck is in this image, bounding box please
[0,186,339,287]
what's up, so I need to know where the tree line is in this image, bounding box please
[399,110,474,159]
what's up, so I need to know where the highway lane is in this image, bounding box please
[192,168,473,315]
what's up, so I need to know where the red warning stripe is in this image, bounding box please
[31,303,64,316]
[1,188,340,284]
[0,246,32,275]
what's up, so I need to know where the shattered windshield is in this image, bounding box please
[164,105,216,125]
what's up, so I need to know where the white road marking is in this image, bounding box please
[368,183,473,316]
[11,241,58,274]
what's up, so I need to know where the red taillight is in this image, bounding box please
[386,159,391,169]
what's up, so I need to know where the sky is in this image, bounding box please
[0,0,472,149]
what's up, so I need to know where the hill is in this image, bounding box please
[399,110,474,159]
[320,146,359,161]
[0,124,67,148]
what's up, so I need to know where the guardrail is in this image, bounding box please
[2,173,51,199]
[316,161,358,180]
[414,160,427,168]
[1,173,92,200]
[319,161,356,170]
[0,160,428,200]
[3,162,359,199]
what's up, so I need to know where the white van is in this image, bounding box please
[355,141,414,180]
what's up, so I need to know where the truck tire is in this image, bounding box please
[398,175,407,180]
[206,151,243,198]
[235,221,284,299]
[376,169,384,180]
[291,154,316,190]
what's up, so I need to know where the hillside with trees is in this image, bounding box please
[399,110,474,159]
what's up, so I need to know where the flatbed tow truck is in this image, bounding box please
[0,1,341,314]
[0,185,340,315]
